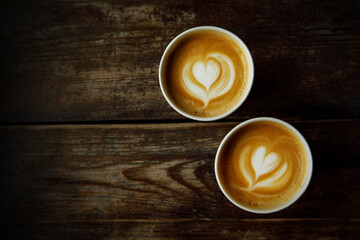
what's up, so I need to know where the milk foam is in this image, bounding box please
[239,146,287,191]
[182,53,235,106]
[164,30,249,118]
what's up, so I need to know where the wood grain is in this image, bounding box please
[1,0,360,122]
[5,219,360,240]
[1,1,360,239]
[1,120,359,238]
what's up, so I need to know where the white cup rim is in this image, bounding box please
[159,26,255,121]
[214,117,313,214]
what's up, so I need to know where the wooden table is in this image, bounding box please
[1,1,359,239]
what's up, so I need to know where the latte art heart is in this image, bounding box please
[192,59,220,91]
[182,53,235,106]
[240,146,288,191]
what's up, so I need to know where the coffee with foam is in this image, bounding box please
[216,119,310,211]
[160,29,250,118]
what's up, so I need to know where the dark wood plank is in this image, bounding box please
[1,0,359,122]
[1,120,359,227]
[5,219,360,240]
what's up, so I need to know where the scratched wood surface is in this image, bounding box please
[1,0,360,122]
[1,0,360,239]
[1,120,360,239]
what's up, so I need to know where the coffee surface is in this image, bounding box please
[162,30,248,117]
[217,121,307,210]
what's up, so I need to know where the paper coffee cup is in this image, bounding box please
[215,117,313,213]
[159,26,254,121]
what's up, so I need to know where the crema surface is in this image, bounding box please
[217,121,307,210]
[162,30,249,118]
